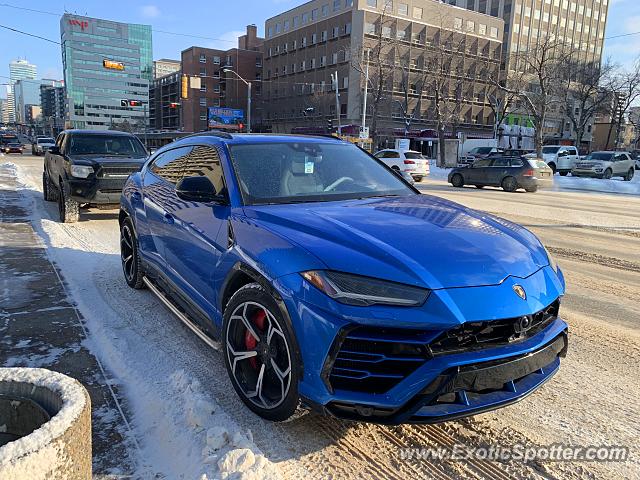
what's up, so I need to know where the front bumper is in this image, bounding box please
[276,266,568,424]
[572,169,603,178]
[68,177,129,204]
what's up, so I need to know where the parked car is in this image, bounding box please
[32,137,56,155]
[540,145,579,175]
[488,149,534,158]
[3,142,23,154]
[374,149,430,182]
[43,130,148,223]
[120,133,568,423]
[448,156,554,192]
[630,151,640,170]
[572,151,635,180]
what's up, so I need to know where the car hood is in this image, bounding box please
[68,154,147,165]
[243,195,549,289]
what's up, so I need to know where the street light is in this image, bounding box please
[222,68,252,133]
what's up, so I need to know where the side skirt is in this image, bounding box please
[143,276,221,351]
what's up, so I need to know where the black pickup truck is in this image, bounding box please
[43,130,148,222]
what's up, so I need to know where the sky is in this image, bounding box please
[0,0,638,96]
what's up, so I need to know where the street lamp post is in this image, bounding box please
[223,68,252,133]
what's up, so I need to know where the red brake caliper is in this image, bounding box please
[245,309,266,370]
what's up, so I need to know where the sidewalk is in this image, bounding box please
[0,163,136,477]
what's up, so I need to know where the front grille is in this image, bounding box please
[98,166,140,178]
[327,327,434,394]
[429,300,559,356]
[324,300,560,395]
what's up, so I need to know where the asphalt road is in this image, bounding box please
[6,153,640,479]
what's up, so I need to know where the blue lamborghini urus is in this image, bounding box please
[119,133,568,423]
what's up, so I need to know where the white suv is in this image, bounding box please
[572,151,635,181]
[541,145,579,175]
[374,149,430,182]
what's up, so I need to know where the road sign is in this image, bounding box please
[359,126,369,139]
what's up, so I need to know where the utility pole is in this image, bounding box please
[247,81,252,134]
[332,71,341,136]
[143,103,148,149]
[361,49,369,136]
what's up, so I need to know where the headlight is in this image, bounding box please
[301,270,430,307]
[543,245,559,273]
[70,165,94,178]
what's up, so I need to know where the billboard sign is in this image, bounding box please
[208,107,244,129]
[103,59,125,71]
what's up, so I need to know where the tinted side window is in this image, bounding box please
[510,158,525,167]
[180,145,226,194]
[150,146,194,184]
[491,158,510,167]
[474,159,491,167]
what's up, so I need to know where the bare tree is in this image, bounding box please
[559,59,615,151]
[351,4,397,147]
[610,57,640,149]
[492,35,575,157]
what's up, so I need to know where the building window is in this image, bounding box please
[343,76,349,88]
[398,3,408,15]
[367,0,377,7]
[284,20,290,31]
[301,61,306,71]
[346,0,353,6]
[454,18,463,30]
[199,54,206,63]
[322,4,329,16]
[320,55,326,67]
[413,7,423,19]
[332,26,340,38]
[466,20,475,33]
[479,24,487,35]
[214,85,220,93]
[283,65,287,74]
[303,12,310,23]
[293,16,300,28]
[276,23,282,33]
[331,52,338,64]
[213,70,220,78]
[199,98,206,107]
[200,114,207,121]
[490,26,498,38]
[268,27,273,38]
[302,36,307,47]
[321,30,328,41]
[200,68,206,76]
[365,22,376,35]
[382,26,391,38]
[345,23,352,35]
[311,58,316,68]
[333,0,341,11]
[213,56,220,65]
[200,85,207,92]
[312,33,317,44]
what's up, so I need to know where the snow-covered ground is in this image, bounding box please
[428,164,640,195]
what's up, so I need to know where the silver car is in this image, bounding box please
[572,151,635,181]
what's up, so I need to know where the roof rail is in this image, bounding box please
[182,130,234,140]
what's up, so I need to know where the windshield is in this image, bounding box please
[542,146,561,154]
[69,134,147,157]
[585,152,614,161]
[229,142,415,205]
[404,152,425,160]
[528,159,549,169]
[1,135,18,144]
[37,138,55,144]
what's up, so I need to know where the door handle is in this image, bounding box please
[163,213,174,225]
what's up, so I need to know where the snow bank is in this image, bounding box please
[553,174,640,195]
[0,368,91,479]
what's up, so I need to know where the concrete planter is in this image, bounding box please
[0,368,91,480]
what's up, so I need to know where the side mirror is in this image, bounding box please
[48,146,60,155]
[176,176,224,203]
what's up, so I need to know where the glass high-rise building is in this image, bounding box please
[6,59,37,124]
[60,14,152,130]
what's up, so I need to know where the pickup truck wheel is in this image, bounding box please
[120,217,145,289]
[559,171,568,176]
[548,163,557,174]
[603,168,613,179]
[58,182,80,223]
[42,171,55,202]
[625,168,634,181]
[501,176,518,192]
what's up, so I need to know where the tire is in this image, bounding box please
[42,171,55,202]
[413,176,423,183]
[525,186,538,193]
[475,185,484,189]
[624,168,634,181]
[120,217,146,289]
[603,168,612,179]
[57,181,80,223]
[451,173,464,188]
[548,163,557,174]
[501,176,518,192]
[559,171,568,176]
[223,283,299,422]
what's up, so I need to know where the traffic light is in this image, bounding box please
[327,118,333,131]
[169,102,179,109]
[238,122,244,132]
[129,100,142,107]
